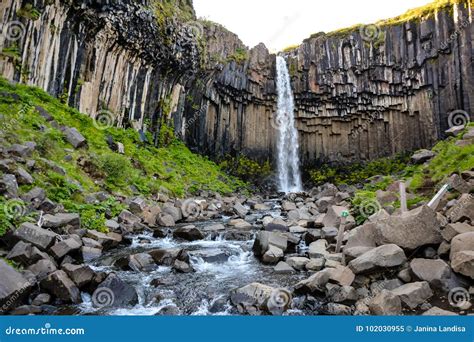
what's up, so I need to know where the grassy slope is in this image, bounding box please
[0,78,245,234]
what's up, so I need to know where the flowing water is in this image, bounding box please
[275,56,303,193]
[71,201,308,316]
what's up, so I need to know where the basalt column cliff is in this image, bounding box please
[1,0,473,167]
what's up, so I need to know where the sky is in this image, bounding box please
[193,0,433,52]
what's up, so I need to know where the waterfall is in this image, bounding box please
[275,56,303,193]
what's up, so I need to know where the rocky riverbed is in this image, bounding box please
[1,142,473,316]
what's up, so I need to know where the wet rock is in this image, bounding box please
[40,270,81,304]
[128,253,156,272]
[96,273,138,307]
[156,305,180,315]
[64,127,86,148]
[188,249,229,263]
[274,261,295,274]
[391,281,433,309]
[410,258,451,283]
[228,218,252,230]
[163,205,183,222]
[118,210,142,226]
[9,305,42,315]
[149,248,188,266]
[232,202,248,218]
[81,246,102,262]
[173,225,204,241]
[14,223,58,250]
[348,244,406,274]
[411,149,436,164]
[85,230,122,250]
[253,203,270,211]
[62,264,95,288]
[0,260,33,313]
[230,283,290,315]
[368,290,402,315]
[253,231,288,257]
[265,222,288,232]
[374,206,442,249]
[203,223,225,232]
[173,259,194,273]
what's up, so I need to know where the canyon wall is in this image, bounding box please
[1,0,473,167]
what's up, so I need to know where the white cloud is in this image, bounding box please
[193,0,433,51]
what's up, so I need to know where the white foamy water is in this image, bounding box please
[275,55,303,193]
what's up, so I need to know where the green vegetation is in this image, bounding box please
[220,155,272,187]
[226,48,248,64]
[282,44,300,53]
[0,77,246,233]
[308,154,410,187]
[17,4,41,20]
[151,0,195,27]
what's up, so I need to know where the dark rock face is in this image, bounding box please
[0,0,472,166]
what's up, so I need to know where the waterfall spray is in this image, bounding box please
[275,56,302,193]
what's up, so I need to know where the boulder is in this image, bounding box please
[442,222,474,241]
[230,283,291,315]
[203,223,225,232]
[446,194,474,223]
[129,197,148,215]
[32,293,51,306]
[64,127,86,148]
[14,223,58,250]
[157,213,175,227]
[286,257,310,271]
[173,225,204,241]
[95,273,138,307]
[305,258,325,271]
[410,258,451,283]
[348,244,406,274]
[148,248,188,266]
[262,245,284,264]
[62,264,95,288]
[253,231,287,257]
[188,249,229,263]
[410,149,436,164]
[295,266,355,294]
[323,205,354,228]
[50,237,82,259]
[445,125,465,137]
[325,303,352,315]
[128,253,156,272]
[450,232,474,259]
[0,174,18,198]
[27,259,57,279]
[374,206,442,249]
[6,241,47,266]
[274,261,295,274]
[308,239,328,258]
[326,284,357,303]
[0,260,33,313]
[40,270,81,303]
[368,290,402,315]
[281,201,297,211]
[22,187,46,206]
[15,167,34,185]
[265,222,288,232]
[85,230,122,250]
[118,210,141,226]
[163,205,183,222]
[81,246,102,262]
[228,218,252,230]
[451,251,474,279]
[173,259,194,273]
[42,213,80,230]
[232,202,248,218]
[391,281,433,309]
[422,306,458,315]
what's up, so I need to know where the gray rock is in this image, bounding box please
[451,251,474,279]
[32,293,51,306]
[27,259,57,279]
[62,264,95,288]
[85,230,122,250]
[50,237,82,259]
[348,244,407,274]
[163,205,183,222]
[157,213,175,227]
[410,258,451,283]
[308,239,328,258]
[446,194,474,223]
[118,210,142,226]
[445,125,465,137]
[0,174,18,198]
[14,223,58,250]
[22,187,46,206]
[128,253,156,272]
[325,303,351,315]
[15,167,34,185]
[129,197,148,215]
[281,201,297,211]
[411,149,436,164]
[262,245,284,264]
[96,273,138,307]
[286,256,310,270]
[148,248,188,266]
[374,206,442,249]
[173,225,203,241]
[188,249,229,263]
[305,258,325,271]
[442,222,474,241]
[230,282,290,314]
[40,270,81,303]
[173,259,193,273]
[9,305,42,315]
[265,222,288,232]
[232,202,248,218]
[43,213,81,230]
[368,290,402,315]
[0,260,34,313]
[326,284,357,303]
[203,223,225,232]
[81,246,102,262]
[65,127,87,148]
[274,261,295,274]
[450,232,474,259]
[253,231,288,257]
[422,306,458,315]
[295,266,355,294]
[391,281,433,309]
